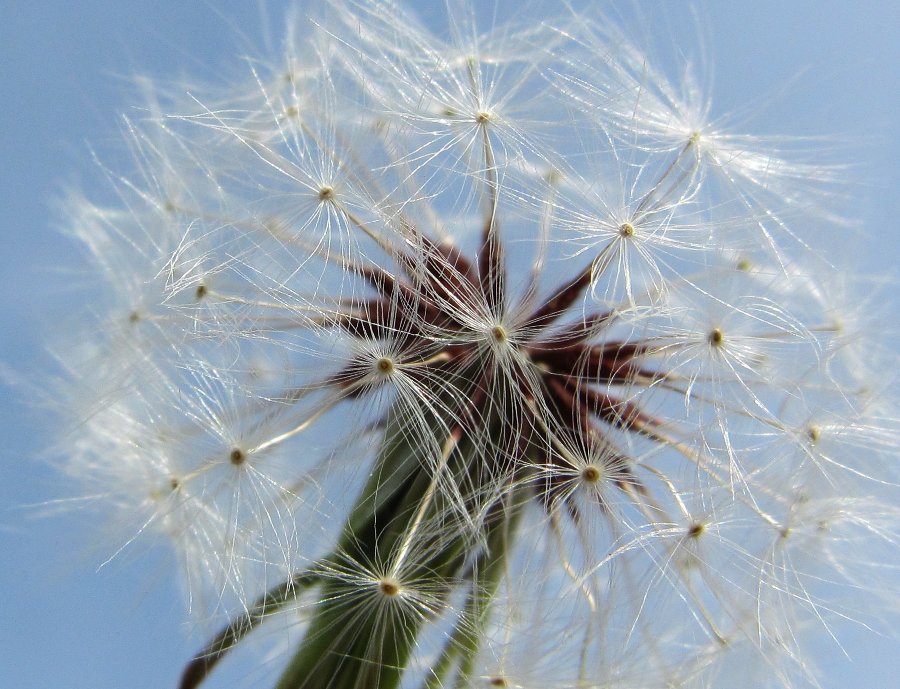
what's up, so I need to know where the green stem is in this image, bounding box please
[423,485,527,689]
[273,410,523,689]
[179,569,321,689]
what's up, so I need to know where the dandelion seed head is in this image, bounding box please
[43,1,899,687]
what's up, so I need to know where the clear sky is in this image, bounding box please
[1,2,898,688]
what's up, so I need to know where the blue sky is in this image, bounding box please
[1,2,898,688]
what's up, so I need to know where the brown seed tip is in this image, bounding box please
[581,465,602,483]
[229,448,246,465]
[806,425,821,444]
[475,110,491,124]
[619,222,635,237]
[490,325,508,344]
[708,327,724,347]
[318,185,335,201]
[687,522,705,538]
[378,579,400,597]
[490,678,508,688]
[195,284,208,299]
[376,357,395,374]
